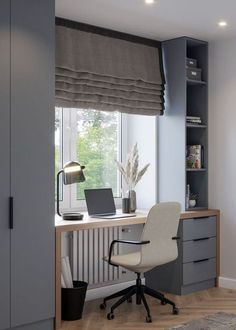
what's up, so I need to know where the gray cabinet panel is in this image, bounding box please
[183,237,216,263]
[10,0,55,327]
[183,258,216,285]
[182,217,216,241]
[0,1,11,329]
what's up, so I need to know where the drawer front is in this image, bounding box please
[182,217,216,241]
[187,67,202,80]
[183,237,216,263]
[183,258,216,285]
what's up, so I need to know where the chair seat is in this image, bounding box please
[103,252,141,271]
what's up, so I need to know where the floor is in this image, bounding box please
[61,287,236,330]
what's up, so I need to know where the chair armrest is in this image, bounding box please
[108,239,150,267]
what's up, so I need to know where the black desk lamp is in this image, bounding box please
[57,161,85,220]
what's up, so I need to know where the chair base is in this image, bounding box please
[100,273,179,323]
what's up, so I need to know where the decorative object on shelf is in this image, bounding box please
[57,161,85,220]
[115,143,150,213]
[186,145,203,169]
[189,192,198,208]
[186,184,190,209]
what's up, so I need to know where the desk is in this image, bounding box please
[55,209,220,330]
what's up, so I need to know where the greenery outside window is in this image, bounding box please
[55,108,125,211]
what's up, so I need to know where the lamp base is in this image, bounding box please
[62,213,84,221]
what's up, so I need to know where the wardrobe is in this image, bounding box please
[0,0,55,329]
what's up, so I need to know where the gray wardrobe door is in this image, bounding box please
[10,0,55,328]
[0,1,11,330]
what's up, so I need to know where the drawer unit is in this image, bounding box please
[183,237,216,263]
[187,67,202,81]
[182,217,216,241]
[183,258,216,285]
[145,215,218,295]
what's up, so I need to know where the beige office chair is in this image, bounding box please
[100,202,181,323]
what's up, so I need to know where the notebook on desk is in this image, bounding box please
[84,188,136,219]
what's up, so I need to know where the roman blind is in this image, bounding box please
[55,18,165,116]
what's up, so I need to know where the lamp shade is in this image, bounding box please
[63,161,85,185]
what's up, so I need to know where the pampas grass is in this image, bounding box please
[115,143,150,190]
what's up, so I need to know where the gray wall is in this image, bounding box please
[209,37,236,287]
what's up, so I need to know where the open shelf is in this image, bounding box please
[186,123,207,128]
[186,168,207,172]
[160,37,208,211]
[187,79,206,86]
[186,206,208,211]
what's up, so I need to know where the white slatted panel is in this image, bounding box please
[71,227,122,285]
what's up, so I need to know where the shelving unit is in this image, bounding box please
[159,37,208,210]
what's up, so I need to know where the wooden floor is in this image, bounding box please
[61,287,236,330]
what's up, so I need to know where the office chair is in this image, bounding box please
[100,202,181,323]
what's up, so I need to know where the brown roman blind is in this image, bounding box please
[55,18,165,116]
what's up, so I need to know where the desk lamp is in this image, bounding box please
[57,161,85,220]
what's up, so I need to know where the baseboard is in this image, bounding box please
[219,276,236,290]
[86,278,145,301]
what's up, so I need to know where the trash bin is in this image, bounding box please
[62,280,88,321]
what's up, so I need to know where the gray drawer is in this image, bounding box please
[182,217,216,241]
[183,258,216,285]
[183,237,216,263]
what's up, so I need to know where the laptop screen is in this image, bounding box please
[84,188,116,216]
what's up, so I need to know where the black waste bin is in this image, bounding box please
[62,281,88,321]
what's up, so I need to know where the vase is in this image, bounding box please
[127,190,136,213]
[189,199,196,208]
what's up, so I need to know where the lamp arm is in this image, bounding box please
[57,170,63,217]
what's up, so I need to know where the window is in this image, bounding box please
[55,108,124,210]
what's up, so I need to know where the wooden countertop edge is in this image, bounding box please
[180,209,220,219]
[55,209,220,233]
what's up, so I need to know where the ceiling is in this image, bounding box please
[56,0,236,42]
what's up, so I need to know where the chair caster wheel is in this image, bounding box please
[173,307,179,315]
[100,302,106,310]
[127,297,132,303]
[107,312,115,320]
[146,315,152,323]
[161,300,167,305]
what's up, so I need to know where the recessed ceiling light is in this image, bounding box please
[145,0,154,4]
[218,21,228,27]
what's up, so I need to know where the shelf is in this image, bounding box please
[186,206,208,211]
[186,123,207,128]
[186,168,207,172]
[187,79,206,86]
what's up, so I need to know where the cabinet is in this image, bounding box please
[159,37,208,210]
[145,216,217,295]
[0,1,54,329]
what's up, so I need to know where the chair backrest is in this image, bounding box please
[139,202,181,270]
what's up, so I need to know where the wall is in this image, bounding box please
[126,114,158,209]
[209,37,236,288]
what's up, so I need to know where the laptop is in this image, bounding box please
[84,188,136,219]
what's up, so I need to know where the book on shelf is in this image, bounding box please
[186,145,204,169]
[186,116,202,125]
[186,116,201,120]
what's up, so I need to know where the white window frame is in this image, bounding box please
[57,109,128,213]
